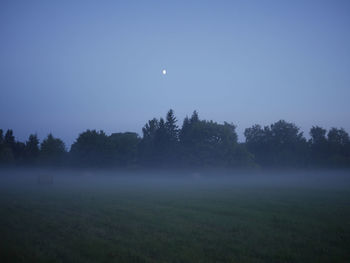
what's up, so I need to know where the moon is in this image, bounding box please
[162,69,167,75]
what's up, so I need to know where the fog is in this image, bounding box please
[1,168,349,192]
[1,168,349,262]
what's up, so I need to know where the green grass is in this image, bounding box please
[0,172,349,262]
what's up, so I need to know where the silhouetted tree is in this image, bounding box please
[1,113,350,169]
[179,111,200,151]
[0,130,15,165]
[309,126,328,166]
[2,129,25,162]
[24,134,40,165]
[244,124,271,166]
[154,117,168,162]
[327,128,350,167]
[0,129,4,164]
[139,118,159,165]
[0,147,15,165]
[70,130,112,167]
[165,109,179,143]
[0,130,16,165]
[40,134,66,166]
[109,132,140,166]
[4,130,15,149]
[161,109,180,165]
[270,120,307,166]
[0,129,3,146]
[245,120,307,167]
[190,110,199,123]
[13,142,25,162]
[179,111,248,167]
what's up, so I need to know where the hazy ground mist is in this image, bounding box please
[0,168,349,191]
[0,168,349,262]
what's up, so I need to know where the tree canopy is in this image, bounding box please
[1,110,350,169]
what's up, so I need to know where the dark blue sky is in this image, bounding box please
[1,0,350,147]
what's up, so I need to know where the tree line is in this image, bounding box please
[1,109,350,168]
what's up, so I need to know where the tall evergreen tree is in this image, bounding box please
[142,118,159,141]
[1,130,16,164]
[165,109,179,143]
[190,110,199,124]
[24,134,40,164]
[4,130,15,149]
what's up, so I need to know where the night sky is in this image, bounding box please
[1,0,350,146]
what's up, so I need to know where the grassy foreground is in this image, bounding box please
[0,170,349,263]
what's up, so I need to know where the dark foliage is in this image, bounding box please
[40,134,66,166]
[70,130,140,167]
[245,120,308,167]
[70,130,112,167]
[1,110,350,168]
[23,134,40,165]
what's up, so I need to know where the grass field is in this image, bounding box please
[0,170,349,262]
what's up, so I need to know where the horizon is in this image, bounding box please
[1,111,350,149]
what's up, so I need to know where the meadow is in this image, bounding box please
[0,169,349,262]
